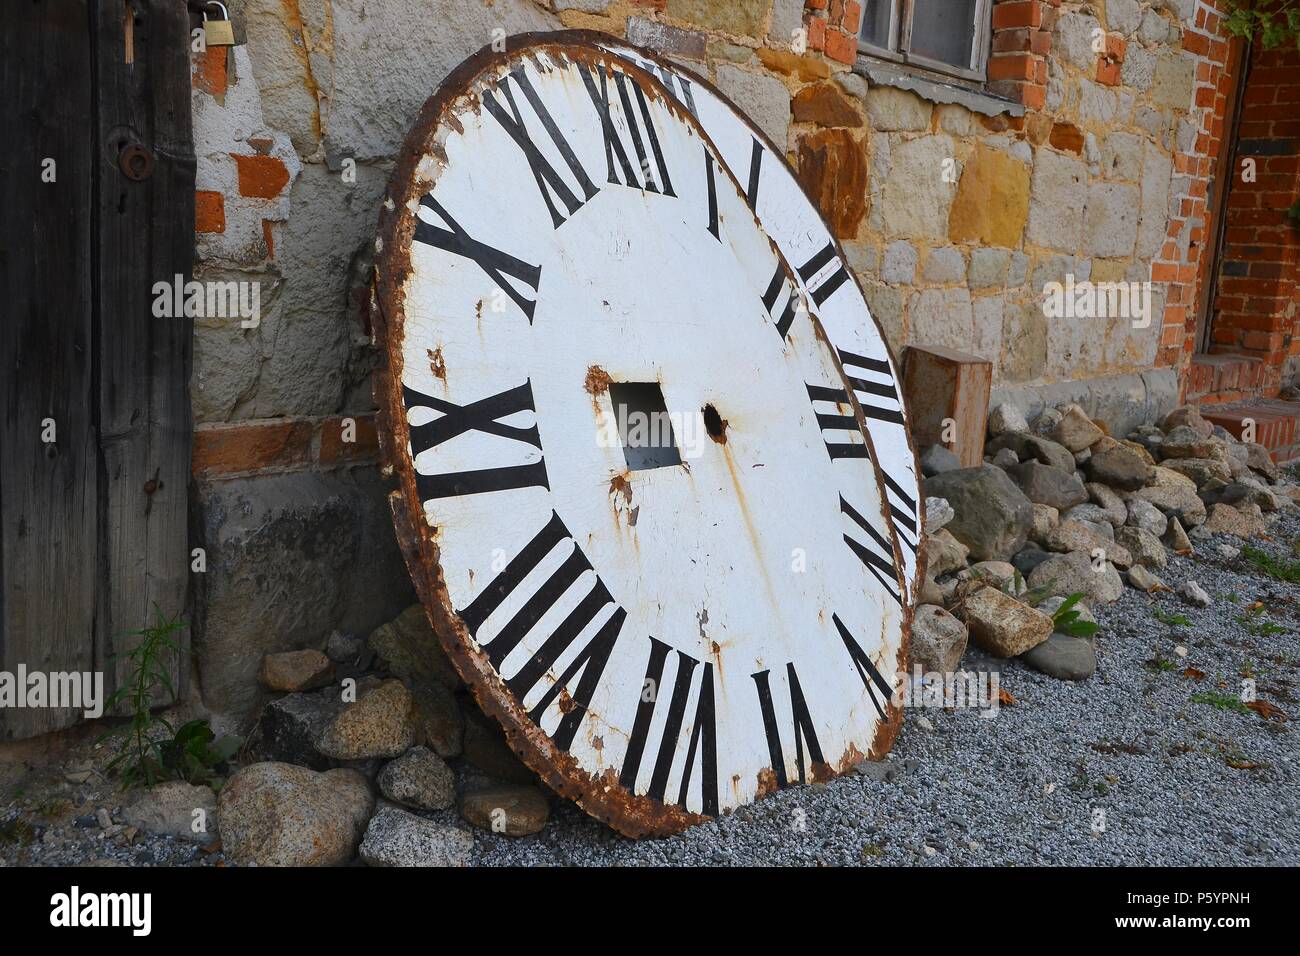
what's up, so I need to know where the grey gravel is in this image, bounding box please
[468,511,1300,867]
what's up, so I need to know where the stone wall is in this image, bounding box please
[186,0,1242,726]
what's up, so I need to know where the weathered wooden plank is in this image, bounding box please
[0,1,100,738]
[95,0,195,707]
[902,344,992,468]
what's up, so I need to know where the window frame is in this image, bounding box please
[856,0,995,84]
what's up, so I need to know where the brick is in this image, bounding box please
[195,191,226,233]
[192,46,227,96]
[192,420,313,478]
[318,415,381,465]
[232,153,290,199]
[991,1,1042,30]
[824,28,858,64]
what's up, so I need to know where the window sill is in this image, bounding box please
[851,57,1024,119]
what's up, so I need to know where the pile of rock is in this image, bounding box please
[916,402,1299,682]
[213,605,551,867]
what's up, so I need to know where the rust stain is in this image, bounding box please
[427,346,447,384]
[584,364,613,396]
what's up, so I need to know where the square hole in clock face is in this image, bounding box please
[608,381,682,472]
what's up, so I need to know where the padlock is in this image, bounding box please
[203,2,236,47]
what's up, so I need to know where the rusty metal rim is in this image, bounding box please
[370,33,910,838]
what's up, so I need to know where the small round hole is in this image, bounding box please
[702,404,726,443]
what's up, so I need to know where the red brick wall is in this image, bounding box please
[1210,39,1300,390]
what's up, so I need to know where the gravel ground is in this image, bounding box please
[4,514,1297,868]
[467,510,1300,867]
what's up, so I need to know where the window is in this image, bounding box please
[858,0,994,82]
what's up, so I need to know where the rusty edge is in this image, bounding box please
[369,34,910,838]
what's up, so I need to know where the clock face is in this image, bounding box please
[596,37,924,606]
[373,39,908,837]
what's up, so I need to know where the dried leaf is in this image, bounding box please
[998,688,1016,707]
[1181,667,1206,681]
[1247,700,1288,722]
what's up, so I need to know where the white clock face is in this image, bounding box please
[598,38,924,605]
[374,41,907,837]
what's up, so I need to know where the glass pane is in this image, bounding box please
[859,0,894,50]
[908,0,980,70]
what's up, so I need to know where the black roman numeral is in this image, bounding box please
[837,347,906,427]
[806,383,868,459]
[743,137,763,210]
[403,381,549,501]
[620,638,719,817]
[414,195,542,322]
[832,614,896,720]
[840,495,903,606]
[458,511,623,751]
[482,66,600,229]
[797,241,851,307]
[704,149,720,240]
[763,265,802,341]
[629,58,699,117]
[580,64,675,197]
[752,663,825,789]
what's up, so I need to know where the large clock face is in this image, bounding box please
[373,39,908,837]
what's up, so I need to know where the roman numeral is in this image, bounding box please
[743,137,763,210]
[620,638,719,817]
[580,64,675,197]
[414,195,542,322]
[840,495,903,606]
[403,381,549,501]
[458,511,623,751]
[704,149,719,240]
[482,66,599,229]
[832,613,895,721]
[806,383,868,459]
[763,265,802,341]
[752,663,825,789]
[797,241,851,307]
[629,58,699,117]
[837,348,906,427]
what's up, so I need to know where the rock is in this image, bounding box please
[1159,425,1227,462]
[987,403,1029,437]
[409,680,464,759]
[1012,546,1053,576]
[1021,633,1096,681]
[378,746,456,811]
[1126,564,1166,592]
[1039,594,1097,627]
[963,587,1053,657]
[1073,447,1092,466]
[460,785,550,836]
[1031,407,1063,437]
[924,495,954,531]
[1062,503,1114,528]
[1044,521,1133,568]
[964,560,1020,592]
[910,604,969,672]
[1163,515,1193,554]
[917,574,945,605]
[1125,497,1168,536]
[369,605,461,690]
[1133,467,1207,526]
[1219,481,1281,513]
[219,763,374,867]
[1163,457,1232,487]
[920,443,961,476]
[1160,404,1213,438]
[925,528,970,576]
[325,630,365,665]
[1217,543,1241,560]
[1178,580,1211,607]
[1242,442,1280,480]
[1050,404,1104,452]
[924,465,1033,561]
[1086,482,1128,526]
[1007,461,1089,511]
[1029,503,1060,543]
[359,806,473,867]
[1086,445,1155,490]
[316,680,415,760]
[1027,550,1124,605]
[1115,526,1167,570]
[246,691,340,770]
[123,781,219,844]
[259,649,335,692]
[462,711,536,784]
[987,433,1076,472]
[1202,502,1265,538]
[991,447,1020,468]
